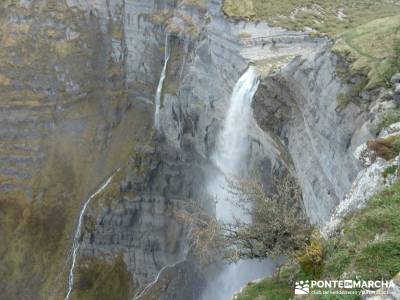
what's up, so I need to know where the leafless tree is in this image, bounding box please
[176,175,313,264]
[221,175,313,261]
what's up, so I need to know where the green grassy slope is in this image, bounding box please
[224,1,400,93]
[223,0,400,37]
[234,182,400,299]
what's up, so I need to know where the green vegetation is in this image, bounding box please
[223,0,400,37]
[382,165,398,179]
[378,109,400,132]
[323,183,400,281]
[224,1,400,105]
[333,16,400,109]
[296,232,325,278]
[333,16,400,91]
[71,254,134,300]
[235,182,400,299]
[234,278,292,300]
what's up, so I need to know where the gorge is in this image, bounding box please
[1,0,400,299]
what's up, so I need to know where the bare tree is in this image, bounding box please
[175,201,224,265]
[176,175,313,264]
[223,176,313,260]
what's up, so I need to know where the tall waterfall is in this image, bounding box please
[204,67,279,300]
[154,35,170,131]
[209,66,259,223]
[64,171,118,300]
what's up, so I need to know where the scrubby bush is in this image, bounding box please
[296,232,325,278]
[223,176,313,260]
[367,135,400,160]
[178,175,313,263]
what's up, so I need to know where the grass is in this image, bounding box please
[223,0,400,37]
[323,182,400,281]
[335,16,400,90]
[378,109,400,132]
[224,1,400,103]
[234,182,400,299]
[234,278,292,300]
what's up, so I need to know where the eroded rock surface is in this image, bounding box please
[1,0,398,299]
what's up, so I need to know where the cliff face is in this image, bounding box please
[1,0,398,299]
[0,1,152,299]
[254,49,368,224]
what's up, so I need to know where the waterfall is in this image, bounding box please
[212,66,260,176]
[132,259,186,300]
[204,67,278,300]
[209,66,259,223]
[64,171,118,300]
[154,35,170,131]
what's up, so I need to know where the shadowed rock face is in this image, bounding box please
[253,49,365,225]
[252,47,397,225]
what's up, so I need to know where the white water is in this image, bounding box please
[209,66,259,223]
[205,67,278,300]
[202,259,280,300]
[154,35,170,131]
[132,259,186,300]
[64,171,118,300]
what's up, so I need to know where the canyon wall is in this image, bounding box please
[0,0,397,299]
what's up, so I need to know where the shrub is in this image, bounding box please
[296,232,325,279]
[382,165,398,179]
[223,176,313,260]
[367,135,400,160]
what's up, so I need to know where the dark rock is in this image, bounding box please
[391,73,400,84]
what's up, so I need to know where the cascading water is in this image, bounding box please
[209,66,259,223]
[132,259,186,300]
[154,35,170,131]
[64,171,118,300]
[204,67,279,300]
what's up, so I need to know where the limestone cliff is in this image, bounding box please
[0,1,151,299]
[1,0,399,299]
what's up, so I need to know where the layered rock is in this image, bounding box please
[0,1,152,299]
[1,0,398,299]
[80,140,208,291]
